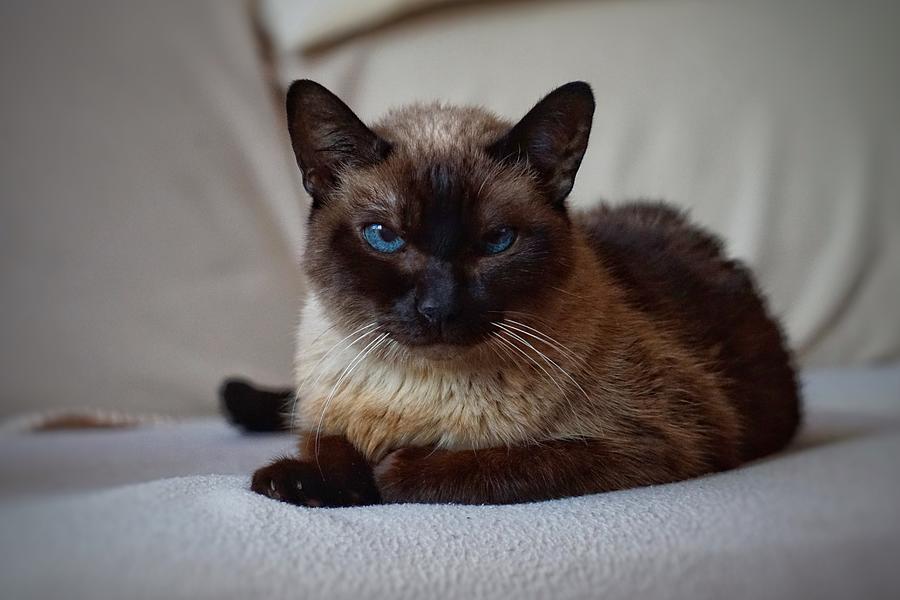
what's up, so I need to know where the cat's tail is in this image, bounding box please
[219,378,293,432]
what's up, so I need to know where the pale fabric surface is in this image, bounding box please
[0,1,307,418]
[264,0,900,367]
[1,366,899,599]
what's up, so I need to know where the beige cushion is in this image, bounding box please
[261,0,470,52]
[0,1,306,417]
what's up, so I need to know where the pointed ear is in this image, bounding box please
[487,81,595,208]
[286,80,391,207]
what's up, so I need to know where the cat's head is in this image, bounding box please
[288,80,594,358]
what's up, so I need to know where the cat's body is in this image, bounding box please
[242,81,800,506]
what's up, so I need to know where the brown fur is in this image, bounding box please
[250,81,801,506]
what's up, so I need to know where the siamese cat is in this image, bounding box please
[224,80,800,506]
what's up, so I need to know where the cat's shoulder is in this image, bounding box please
[576,201,726,263]
[575,200,758,301]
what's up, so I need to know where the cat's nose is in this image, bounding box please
[417,297,456,324]
[416,261,460,326]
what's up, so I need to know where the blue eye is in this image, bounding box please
[483,227,516,255]
[363,223,406,253]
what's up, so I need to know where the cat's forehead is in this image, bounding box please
[335,103,547,232]
[344,151,535,225]
[373,103,511,151]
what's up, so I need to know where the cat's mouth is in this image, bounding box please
[389,328,493,360]
[407,343,473,361]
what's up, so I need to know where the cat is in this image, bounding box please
[228,79,801,506]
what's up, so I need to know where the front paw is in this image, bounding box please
[251,457,378,507]
[373,447,439,503]
[251,458,323,506]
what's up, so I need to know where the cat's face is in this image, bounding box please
[287,81,594,357]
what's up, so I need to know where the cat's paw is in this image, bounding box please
[251,457,379,508]
[373,447,437,503]
[251,458,324,506]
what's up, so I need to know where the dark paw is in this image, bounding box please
[251,457,380,508]
[251,458,318,505]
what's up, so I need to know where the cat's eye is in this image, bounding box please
[482,226,516,255]
[362,223,406,253]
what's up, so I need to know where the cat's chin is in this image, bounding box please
[406,343,479,362]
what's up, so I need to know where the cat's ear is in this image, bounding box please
[286,80,391,207]
[488,81,595,208]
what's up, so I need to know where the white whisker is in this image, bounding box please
[494,330,566,396]
[314,331,390,471]
[384,339,404,364]
[496,324,589,428]
[501,319,588,368]
[550,285,585,300]
[487,309,558,333]
[487,331,525,376]
[306,323,381,390]
[289,322,380,432]
[496,322,591,403]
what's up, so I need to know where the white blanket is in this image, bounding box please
[1,366,899,599]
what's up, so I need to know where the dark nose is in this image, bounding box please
[416,262,459,325]
[417,297,453,324]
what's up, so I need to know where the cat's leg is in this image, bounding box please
[374,439,707,505]
[251,435,380,507]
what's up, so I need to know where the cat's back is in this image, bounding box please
[577,202,801,460]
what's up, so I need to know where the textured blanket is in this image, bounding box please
[1,366,899,599]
